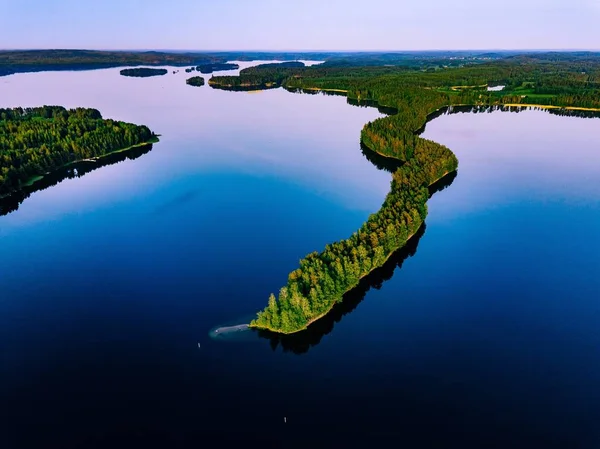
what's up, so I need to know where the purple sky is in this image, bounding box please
[2,0,599,50]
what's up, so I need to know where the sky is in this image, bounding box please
[1,0,599,51]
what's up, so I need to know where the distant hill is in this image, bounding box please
[0,49,222,75]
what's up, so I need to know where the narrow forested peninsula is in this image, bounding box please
[120,67,168,77]
[216,56,600,334]
[186,76,205,87]
[0,106,157,196]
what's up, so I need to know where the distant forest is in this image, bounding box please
[6,49,599,76]
[0,50,223,76]
[186,76,205,87]
[196,63,239,74]
[249,61,305,69]
[120,67,168,77]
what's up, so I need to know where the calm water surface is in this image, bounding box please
[1,66,599,448]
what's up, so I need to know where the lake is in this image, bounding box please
[1,65,599,448]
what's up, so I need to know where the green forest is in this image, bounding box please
[196,63,239,74]
[0,106,156,196]
[186,76,205,87]
[120,68,168,77]
[220,56,600,334]
[250,61,305,69]
[0,50,226,76]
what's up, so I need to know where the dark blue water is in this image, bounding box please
[1,67,600,448]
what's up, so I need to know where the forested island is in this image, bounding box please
[211,53,600,334]
[186,76,205,87]
[196,63,239,74]
[120,67,168,77]
[0,106,157,197]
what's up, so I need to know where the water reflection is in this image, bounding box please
[360,140,458,195]
[285,87,345,97]
[418,104,600,135]
[256,168,457,354]
[428,170,458,197]
[257,223,427,354]
[360,141,404,173]
[0,143,154,216]
[346,97,398,115]
[285,87,399,115]
[545,108,600,119]
[209,83,280,92]
[0,67,388,228]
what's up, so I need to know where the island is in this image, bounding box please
[0,106,157,197]
[211,53,600,334]
[120,67,168,77]
[186,76,205,87]
[196,63,240,74]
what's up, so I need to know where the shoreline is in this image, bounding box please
[250,169,453,336]
[300,87,349,94]
[241,76,600,336]
[501,104,600,112]
[1,137,159,199]
[249,87,473,335]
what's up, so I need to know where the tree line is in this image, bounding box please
[186,76,205,87]
[0,50,225,76]
[120,68,168,77]
[196,63,239,74]
[0,106,156,196]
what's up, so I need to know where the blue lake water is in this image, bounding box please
[1,65,599,448]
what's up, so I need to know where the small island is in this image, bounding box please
[120,67,168,77]
[186,76,205,87]
[196,63,239,74]
[0,106,157,197]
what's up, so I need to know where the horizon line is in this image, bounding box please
[1,48,600,53]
